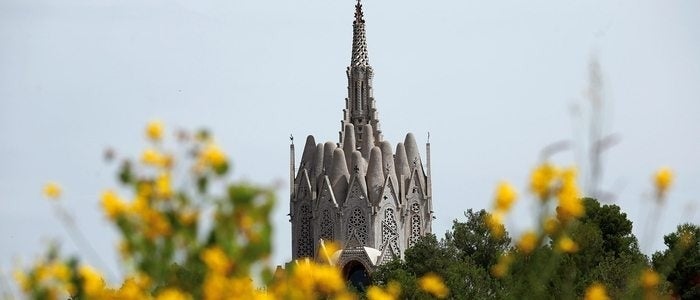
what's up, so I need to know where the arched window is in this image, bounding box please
[320,209,334,241]
[381,208,399,256]
[409,203,421,248]
[297,204,313,257]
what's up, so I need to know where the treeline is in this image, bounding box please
[373,198,699,299]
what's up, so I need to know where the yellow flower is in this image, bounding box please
[367,286,395,300]
[493,181,518,212]
[43,181,62,199]
[584,283,610,300]
[556,235,578,253]
[313,264,345,294]
[143,210,172,239]
[530,162,558,200]
[490,253,514,278]
[486,211,505,238]
[79,265,105,297]
[517,230,538,254]
[319,240,341,264]
[199,143,227,169]
[142,148,166,166]
[178,210,199,226]
[640,268,660,289]
[46,262,70,282]
[117,275,150,299]
[155,172,173,199]
[418,273,448,299]
[146,120,164,141]
[156,288,191,300]
[654,167,673,197]
[543,217,559,235]
[13,270,30,292]
[556,167,584,221]
[101,190,127,219]
[386,281,401,298]
[130,195,149,216]
[201,247,231,275]
[203,273,228,300]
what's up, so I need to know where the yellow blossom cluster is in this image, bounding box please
[196,143,228,174]
[146,120,164,141]
[141,148,173,169]
[43,181,62,200]
[14,260,72,298]
[486,211,505,238]
[556,167,584,222]
[530,162,558,200]
[654,167,673,199]
[486,182,518,238]
[640,268,660,290]
[490,253,514,278]
[418,273,449,298]
[529,162,584,222]
[584,282,610,300]
[100,189,172,240]
[517,230,538,254]
[556,235,578,253]
[367,281,401,300]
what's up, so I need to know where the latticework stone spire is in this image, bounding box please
[341,0,382,149]
[351,0,369,67]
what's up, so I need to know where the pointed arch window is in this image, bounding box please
[320,209,334,241]
[409,203,421,248]
[297,204,313,257]
[381,208,399,256]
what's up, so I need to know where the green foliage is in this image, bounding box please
[374,210,504,299]
[652,223,700,299]
[449,209,511,269]
[374,199,677,300]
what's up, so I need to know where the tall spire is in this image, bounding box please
[351,0,369,67]
[341,0,382,151]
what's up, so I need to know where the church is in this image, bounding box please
[289,0,433,281]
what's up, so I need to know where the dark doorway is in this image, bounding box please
[343,260,370,292]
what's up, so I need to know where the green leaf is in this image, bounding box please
[197,176,208,194]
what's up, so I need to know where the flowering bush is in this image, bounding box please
[14,122,447,300]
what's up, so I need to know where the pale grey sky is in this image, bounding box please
[1,0,698,284]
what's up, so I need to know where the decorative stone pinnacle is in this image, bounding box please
[351,0,369,67]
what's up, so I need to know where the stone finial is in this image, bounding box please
[395,142,410,181]
[330,149,350,203]
[351,150,366,176]
[404,133,421,169]
[323,141,337,175]
[367,146,384,204]
[330,148,350,185]
[380,141,397,184]
[313,143,325,182]
[342,124,356,171]
[361,124,375,160]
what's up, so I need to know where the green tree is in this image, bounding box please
[652,223,700,299]
[549,198,647,298]
[373,210,505,299]
[448,209,511,270]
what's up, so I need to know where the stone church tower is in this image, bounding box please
[289,1,433,276]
